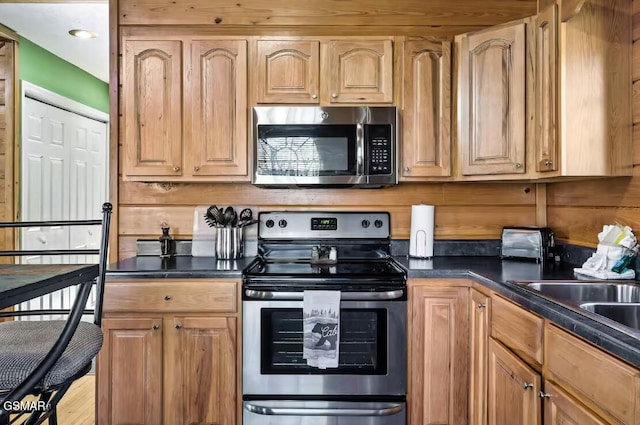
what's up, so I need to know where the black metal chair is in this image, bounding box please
[0,203,112,425]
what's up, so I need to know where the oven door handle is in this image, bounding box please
[244,402,404,416]
[244,289,404,300]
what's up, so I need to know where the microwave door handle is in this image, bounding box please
[356,123,365,175]
[245,402,404,416]
[244,289,404,300]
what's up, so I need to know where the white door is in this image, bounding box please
[20,89,108,318]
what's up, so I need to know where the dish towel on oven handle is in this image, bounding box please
[303,290,340,369]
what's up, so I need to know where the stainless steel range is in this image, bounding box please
[242,211,407,424]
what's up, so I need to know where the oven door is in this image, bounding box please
[243,400,406,425]
[242,289,406,396]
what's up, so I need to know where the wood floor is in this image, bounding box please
[12,375,94,425]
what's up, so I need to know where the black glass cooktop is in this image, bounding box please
[244,259,406,280]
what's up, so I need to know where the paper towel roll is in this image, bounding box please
[410,204,434,258]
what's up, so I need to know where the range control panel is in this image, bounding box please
[366,124,393,175]
[259,212,390,240]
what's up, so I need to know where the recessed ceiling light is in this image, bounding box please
[68,29,98,39]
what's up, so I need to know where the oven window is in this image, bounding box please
[256,125,357,176]
[260,308,387,375]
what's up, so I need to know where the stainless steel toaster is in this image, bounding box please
[501,226,555,262]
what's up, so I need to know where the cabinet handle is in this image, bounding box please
[538,391,551,399]
[477,303,486,310]
[515,163,522,169]
[545,160,553,167]
[331,93,338,98]
[404,166,410,172]
[311,94,317,99]
[523,382,533,390]
[193,166,200,172]
[175,323,182,329]
[152,324,160,330]
[164,295,172,301]
[173,166,180,172]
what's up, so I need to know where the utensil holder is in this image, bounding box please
[216,227,244,259]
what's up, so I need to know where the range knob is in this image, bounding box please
[265,219,275,228]
[279,219,288,228]
[374,219,384,228]
[361,219,370,228]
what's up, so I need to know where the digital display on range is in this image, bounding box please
[311,217,338,230]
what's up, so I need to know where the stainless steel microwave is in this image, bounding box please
[252,106,397,188]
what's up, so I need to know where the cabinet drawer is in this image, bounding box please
[104,279,238,313]
[544,324,640,425]
[491,295,543,366]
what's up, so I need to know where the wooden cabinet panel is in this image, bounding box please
[401,40,451,179]
[542,381,607,425]
[409,285,468,425]
[491,295,543,367]
[123,39,183,177]
[256,39,320,103]
[188,39,247,177]
[534,4,558,173]
[325,40,393,103]
[544,324,640,425]
[487,338,541,425]
[457,21,526,176]
[98,318,163,425]
[469,289,490,425]
[103,279,238,313]
[165,316,236,425]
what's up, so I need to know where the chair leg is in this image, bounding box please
[47,408,57,425]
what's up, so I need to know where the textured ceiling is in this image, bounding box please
[0,3,108,82]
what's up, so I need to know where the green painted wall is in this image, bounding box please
[19,38,109,113]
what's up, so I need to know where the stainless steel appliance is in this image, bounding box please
[501,226,556,262]
[252,106,397,188]
[242,211,407,424]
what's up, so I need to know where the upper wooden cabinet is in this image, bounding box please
[534,0,632,177]
[255,40,320,103]
[254,38,393,104]
[122,35,248,182]
[401,40,452,179]
[456,21,527,178]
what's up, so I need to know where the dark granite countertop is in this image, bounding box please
[106,256,256,278]
[393,256,640,368]
[106,254,640,368]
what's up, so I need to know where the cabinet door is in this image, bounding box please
[97,318,163,425]
[187,39,248,178]
[401,40,451,179]
[469,289,490,425]
[458,22,526,176]
[488,338,541,425]
[409,285,468,425]
[122,39,183,178]
[165,316,237,425]
[325,40,393,103]
[256,40,320,103]
[535,3,558,173]
[542,381,607,425]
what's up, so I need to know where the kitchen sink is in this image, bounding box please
[579,303,640,331]
[525,282,640,303]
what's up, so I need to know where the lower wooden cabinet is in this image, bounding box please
[487,337,541,425]
[97,279,239,425]
[469,288,490,425]
[542,381,607,425]
[409,281,469,425]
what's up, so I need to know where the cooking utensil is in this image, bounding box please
[238,218,259,228]
[212,206,225,225]
[204,206,218,228]
[223,206,235,227]
[239,208,253,221]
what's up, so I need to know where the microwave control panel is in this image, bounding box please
[365,124,392,175]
